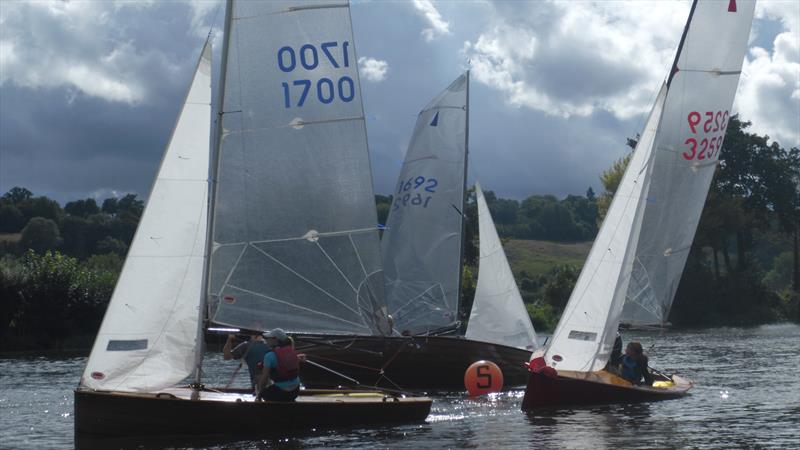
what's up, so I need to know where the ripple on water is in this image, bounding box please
[1,325,799,449]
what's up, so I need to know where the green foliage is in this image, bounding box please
[20,217,61,254]
[375,194,392,226]
[764,251,792,292]
[64,198,100,218]
[597,154,631,223]
[0,201,25,232]
[96,236,128,256]
[2,187,32,204]
[0,256,26,342]
[2,251,116,349]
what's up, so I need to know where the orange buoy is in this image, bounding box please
[464,360,503,396]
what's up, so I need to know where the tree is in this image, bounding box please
[597,154,631,223]
[0,202,25,232]
[117,194,144,217]
[2,187,32,204]
[20,218,61,254]
[17,196,62,224]
[65,198,100,218]
[101,197,118,215]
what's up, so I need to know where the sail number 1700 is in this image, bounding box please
[278,41,355,108]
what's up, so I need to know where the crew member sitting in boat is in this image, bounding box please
[256,328,301,402]
[223,329,270,391]
[620,341,653,386]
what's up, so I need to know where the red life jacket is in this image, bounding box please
[270,345,299,382]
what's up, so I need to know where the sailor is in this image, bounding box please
[223,329,270,391]
[620,341,654,386]
[256,328,301,402]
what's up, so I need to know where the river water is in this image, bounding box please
[1,324,798,449]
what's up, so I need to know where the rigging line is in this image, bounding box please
[348,234,380,315]
[315,240,359,294]
[304,353,383,373]
[226,284,370,330]
[248,244,363,317]
[390,283,441,315]
[216,243,248,297]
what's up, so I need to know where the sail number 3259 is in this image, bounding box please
[279,42,355,108]
[683,110,729,160]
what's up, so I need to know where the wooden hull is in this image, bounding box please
[74,387,431,438]
[521,368,693,410]
[295,335,533,391]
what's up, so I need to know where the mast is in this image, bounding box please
[667,0,698,88]
[194,0,233,387]
[456,70,470,329]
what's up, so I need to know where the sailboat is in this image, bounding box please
[521,0,755,410]
[75,0,431,438]
[297,73,538,390]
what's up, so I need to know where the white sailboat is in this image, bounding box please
[299,73,537,390]
[522,0,755,409]
[466,182,538,351]
[75,0,431,438]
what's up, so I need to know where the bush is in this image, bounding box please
[20,217,62,254]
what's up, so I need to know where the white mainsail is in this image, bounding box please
[621,0,756,326]
[81,41,212,392]
[208,0,390,336]
[545,0,755,372]
[382,73,468,335]
[466,183,538,350]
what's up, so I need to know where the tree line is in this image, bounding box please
[1,115,798,350]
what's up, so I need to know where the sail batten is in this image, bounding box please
[382,74,468,335]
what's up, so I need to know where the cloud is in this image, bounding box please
[0,1,204,106]
[462,1,687,120]
[412,0,451,42]
[735,1,800,148]
[358,57,389,82]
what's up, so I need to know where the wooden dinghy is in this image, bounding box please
[519,0,753,413]
[521,357,691,410]
[296,334,532,390]
[74,387,432,437]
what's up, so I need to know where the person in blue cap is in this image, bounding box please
[256,328,301,402]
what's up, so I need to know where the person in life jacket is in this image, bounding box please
[223,329,269,392]
[256,328,302,402]
[619,341,654,386]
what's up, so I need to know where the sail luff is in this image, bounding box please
[544,84,667,372]
[81,38,213,392]
[455,70,470,325]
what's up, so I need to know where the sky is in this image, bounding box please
[1,0,798,205]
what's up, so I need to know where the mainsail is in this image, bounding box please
[545,0,755,372]
[81,41,212,392]
[382,73,468,335]
[466,183,538,350]
[208,0,390,336]
[621,0,756,326]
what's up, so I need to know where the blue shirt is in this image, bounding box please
[264,351,300,391]
[232,340,269,388]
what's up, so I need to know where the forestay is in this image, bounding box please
[544,84,667,372]
[382,74,468,335]
[209,0,390,336]
[466,183,538,350]
[81,42,212,392]
[621,0,755,326]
